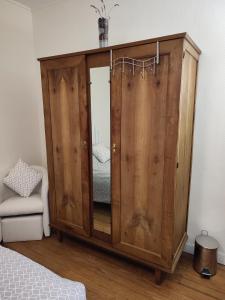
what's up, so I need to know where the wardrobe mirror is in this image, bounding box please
[90,66,111,237]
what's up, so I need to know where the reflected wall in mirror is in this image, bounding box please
[90,67,111,237]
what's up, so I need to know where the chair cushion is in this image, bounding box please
[2,215,43,242]
[0,194,43,217]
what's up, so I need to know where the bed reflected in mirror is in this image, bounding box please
[90,66,111,238]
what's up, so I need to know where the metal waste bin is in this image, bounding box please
[193,230,219,278]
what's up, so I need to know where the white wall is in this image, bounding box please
[31,0,225,263]
[0,0,44,200]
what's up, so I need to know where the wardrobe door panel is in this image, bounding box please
[43,55,90,237]
[112,41,182,266]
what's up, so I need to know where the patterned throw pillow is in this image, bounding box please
[3,159,42,197]
[93,143,110,163]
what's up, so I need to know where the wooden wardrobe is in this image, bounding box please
[39,33,200,284]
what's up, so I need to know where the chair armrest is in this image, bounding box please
[31,165,50,236]
[0,168,17,204]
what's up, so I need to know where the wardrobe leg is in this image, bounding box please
[155,269,164,285]
[57,231,63,243]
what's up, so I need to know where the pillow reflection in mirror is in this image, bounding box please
[93,143,110,163]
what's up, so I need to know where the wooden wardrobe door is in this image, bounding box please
[41,55,90,237]
[111,41,182,267]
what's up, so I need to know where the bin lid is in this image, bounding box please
[196,234,219,250]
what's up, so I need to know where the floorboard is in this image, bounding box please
[5,236,225,300]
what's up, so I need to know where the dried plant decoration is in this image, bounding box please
[91,0,119,47]
[90,5,102,17]
[107,3,119,19]
[91,0,119,19]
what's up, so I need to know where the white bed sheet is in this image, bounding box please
[92,157,111,204]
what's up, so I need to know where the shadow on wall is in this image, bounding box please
[0,168,15,204]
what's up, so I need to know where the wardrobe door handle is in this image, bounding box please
[82,140,87,149]
[112,143,117,153]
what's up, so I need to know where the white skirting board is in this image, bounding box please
[184,241,225,265]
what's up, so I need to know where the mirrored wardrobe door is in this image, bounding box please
[89,66,111,240]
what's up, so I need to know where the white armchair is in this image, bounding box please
[0,166,50,243]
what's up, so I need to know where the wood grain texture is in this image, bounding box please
[111,40,184,269]
[41,55,90,237]
[40,64,57,225]
[50,223,181,273]
[111,49,122,249]
[117,54,168,259]
[174,47,199,252]
[155,269,164,285]
[6,236,225,300]
[40,35,200,278]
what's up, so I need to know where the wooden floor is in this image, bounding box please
[6,236,225,300]
[93,203,111,235]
